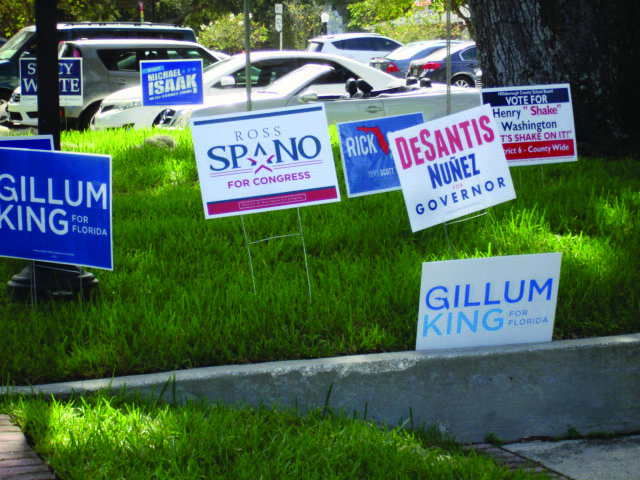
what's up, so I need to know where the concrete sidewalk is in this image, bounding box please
[500,434,640,480]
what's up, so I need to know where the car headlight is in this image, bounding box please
[157,107,194,129]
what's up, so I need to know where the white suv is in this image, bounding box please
[7,38,225,129]
[306,33,402,64]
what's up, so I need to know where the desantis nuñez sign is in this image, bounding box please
[388,104,516,232]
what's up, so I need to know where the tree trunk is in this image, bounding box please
[467,0,640,156]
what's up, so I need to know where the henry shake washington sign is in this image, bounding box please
[191,105,341,219]
[417,253,562,351]
[388,104,516,232]
[482,84,577,166]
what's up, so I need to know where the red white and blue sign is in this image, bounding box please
[19,58,83,106]
[0,147,113,270]
[191,104,341,219]
[141,59,203,106]
[481,84,577,166]
[337,113,424,197]
[388,103,516,232]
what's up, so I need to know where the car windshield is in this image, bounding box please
[0,28,32,60]
[261,65,332,95]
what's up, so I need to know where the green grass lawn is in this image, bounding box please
[0,392,551,480]
[1,128,639,385]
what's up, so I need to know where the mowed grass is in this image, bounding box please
[1,128,639,385]
[0,392,549,480]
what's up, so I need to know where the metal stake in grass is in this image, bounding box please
[240,208,313,302]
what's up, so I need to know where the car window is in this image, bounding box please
[166,48,215,68]
[307,41,324,53]
[310,63,357,85]
[97,49,143,72]
[229,59,298,88]
[371,38,400,51]
[460,46,477,61]
[0,29,33,60]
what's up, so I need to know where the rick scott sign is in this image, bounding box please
[416,253,562,351]
[191,104,341,218]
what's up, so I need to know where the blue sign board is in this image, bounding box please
[0,135,54,151]
[19,58,83,106]
[0,147,113,270]
[141,59,203,106]
[337,113,424,197]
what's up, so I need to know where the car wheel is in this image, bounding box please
[78,102,101,130]
[452,76,474,88]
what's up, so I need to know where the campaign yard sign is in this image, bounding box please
[482,84,577,166]
[417,253,562,351]
[337,113,424,197]
[191,104,341,219]
[0,135,54,151]
[19,58,83,106]
[141,59,203,106]
[0,147,113,270]
[387,103,516,232]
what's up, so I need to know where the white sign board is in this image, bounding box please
[388,104,516,232]
[191,104,341,218]
[416,253,562,351]
[482,84,577,166]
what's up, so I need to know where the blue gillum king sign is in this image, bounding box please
[141,59,203,106]
[0,147,113,270]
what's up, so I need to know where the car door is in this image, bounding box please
[99,48,145,92]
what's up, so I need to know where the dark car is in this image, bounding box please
[368,39,462,78]
[406,41,479,88]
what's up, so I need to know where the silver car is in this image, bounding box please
[157,64,481,129]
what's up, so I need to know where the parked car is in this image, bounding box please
[0,22,197,106]
[368,40,462,78]
[93,50,416,130]
[306,33,402,64]
[155,63,481,129]
[7,38,226,129]
[406,41,479,88]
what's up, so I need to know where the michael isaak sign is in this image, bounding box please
[481,84,577,166]
[0,147,113,270]
[388,103,516,232]
[191,104,341,218]
[417,253,562,351]
[141,59,203,106]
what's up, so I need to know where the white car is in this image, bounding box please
[156,63,481,129]
[93,50,417,130]
[306,33,402,64]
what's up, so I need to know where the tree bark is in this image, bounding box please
[468,0,640,156]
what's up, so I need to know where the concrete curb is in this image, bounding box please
[8,334,640,443]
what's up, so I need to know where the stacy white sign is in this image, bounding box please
[388,104,516,232]
[191,105,340,218]
[416,253,562,351]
